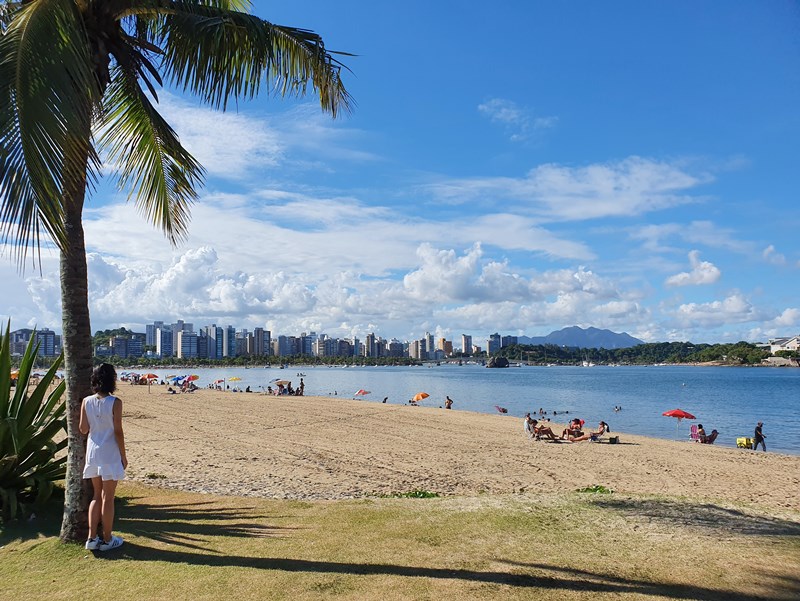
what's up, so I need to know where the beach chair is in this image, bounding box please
[689,424,699,442]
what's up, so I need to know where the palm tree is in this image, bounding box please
[0,0,351,542]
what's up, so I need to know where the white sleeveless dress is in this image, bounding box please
[82,394,126,481]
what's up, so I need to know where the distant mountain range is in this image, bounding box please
[517,326,643,350]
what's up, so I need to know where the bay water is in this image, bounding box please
[137,364,800,455]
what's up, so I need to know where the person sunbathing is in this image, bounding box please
[700,429,718,444]
[570,421,609,442]
[562,418,584,439]
[532,419,561,441]
[696,424,707,443]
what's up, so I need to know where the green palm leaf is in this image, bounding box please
[0,0,100,263]
[98,65,204,243]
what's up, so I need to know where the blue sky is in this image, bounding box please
[2,0,799,345]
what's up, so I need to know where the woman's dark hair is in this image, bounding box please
[600,421,610,432]
[91,363,117,395]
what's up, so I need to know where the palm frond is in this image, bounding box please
[134,2,353,116]
[0,0,99,264]
[98,64,204,245]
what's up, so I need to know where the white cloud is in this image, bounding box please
[669,293,764,329]
[156,94,283,180]
[426,156,711,221]
[665,250,721,287]
[771,308,800,328]
[762,245,787,266]
[477,98,557,142]
[630,221,744,254]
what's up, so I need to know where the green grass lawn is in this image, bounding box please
[1,483,798,600]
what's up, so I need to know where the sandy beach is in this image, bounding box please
[119,385,800,513]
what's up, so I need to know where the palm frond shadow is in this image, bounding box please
[591,497,800,537]
[117,498,302,551]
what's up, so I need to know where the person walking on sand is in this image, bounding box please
[753,421,767,452]
[80,363,127,551]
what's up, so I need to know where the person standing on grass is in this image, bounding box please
[753,421,767,452]
[79,363,127,551]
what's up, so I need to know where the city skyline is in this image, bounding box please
[2,2,799,345]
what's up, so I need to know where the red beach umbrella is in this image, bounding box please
[354,389,370,396]
[662,408,696,420]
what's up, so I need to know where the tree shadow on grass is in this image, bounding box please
[591,497,800,537]
[94,544,799,601]
[116,496,303,553]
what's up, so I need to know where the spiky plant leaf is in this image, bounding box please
[0,323,66,521]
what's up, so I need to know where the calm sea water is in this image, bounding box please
[137,364,800,455]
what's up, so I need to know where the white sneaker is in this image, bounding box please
[85,536,101,550]
[98,535,124,551]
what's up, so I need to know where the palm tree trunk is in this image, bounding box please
[58,149,94,543]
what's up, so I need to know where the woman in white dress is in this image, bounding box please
[79,363,127,551]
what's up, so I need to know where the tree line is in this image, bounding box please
[495,341,773,365]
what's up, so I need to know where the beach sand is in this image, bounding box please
[119,385,800,513]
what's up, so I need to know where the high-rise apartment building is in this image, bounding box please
[461,334,472,355]
[156,326,172,358]
[146,321,163,346]
[487,333,501,354]
[425,332,434,359]
[364,333,377,357]
[177,330,198,359]
[501,335,518,348]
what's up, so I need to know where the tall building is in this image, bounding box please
[487,333,501,354]
[501,335,518,348]
[10,328,60,357]
[387,339,405,358]
[442,340,453,356]
[204,324,223,359]
[146,321,164,346]
[36,328,59,357]
[110,336,128,358]
[170,320,192,357]
[461,334,472,355]
[177,330,198,359]
[156,326,173,357]
[223,325,236,357]
[425,332,434,359]
[300,332,316,356]
[251,327,269,356]
[365,333,377,358]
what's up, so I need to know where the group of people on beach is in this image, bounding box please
[524,414,610,443]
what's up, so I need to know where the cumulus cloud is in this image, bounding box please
[669,293,764,329]
[477,98,557,142]
[427,156,711,221]
[665,251,721,287]
[771,308,800,328]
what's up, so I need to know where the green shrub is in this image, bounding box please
[576,484,613,494]
[0,322,67,520]
[378,489,440,498]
